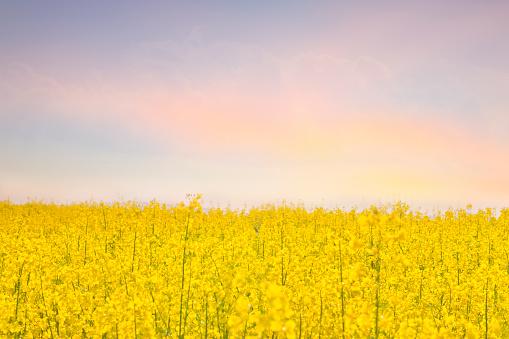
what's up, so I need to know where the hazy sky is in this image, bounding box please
[1,0,509,210]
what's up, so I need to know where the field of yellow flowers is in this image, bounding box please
[0,195,507,338]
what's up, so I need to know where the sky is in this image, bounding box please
[1,0,509,211]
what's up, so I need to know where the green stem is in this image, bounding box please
[485,278,489,339]
[131,232,137,273]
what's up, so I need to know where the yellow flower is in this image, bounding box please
[465,322,479,339]
[491,318,502,337]
[366,247,379,256]
[350,263,364,280]
[396,229,407,242]
[348,232,363,249]
[235,295,251,314]
[395,254,411,267]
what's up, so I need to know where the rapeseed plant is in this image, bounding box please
[0,199,508,337]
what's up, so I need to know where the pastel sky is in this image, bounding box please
[1,0,509,211]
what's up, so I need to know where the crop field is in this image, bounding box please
[0,196,508,338]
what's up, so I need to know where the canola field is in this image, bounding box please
[0,196,508,338]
